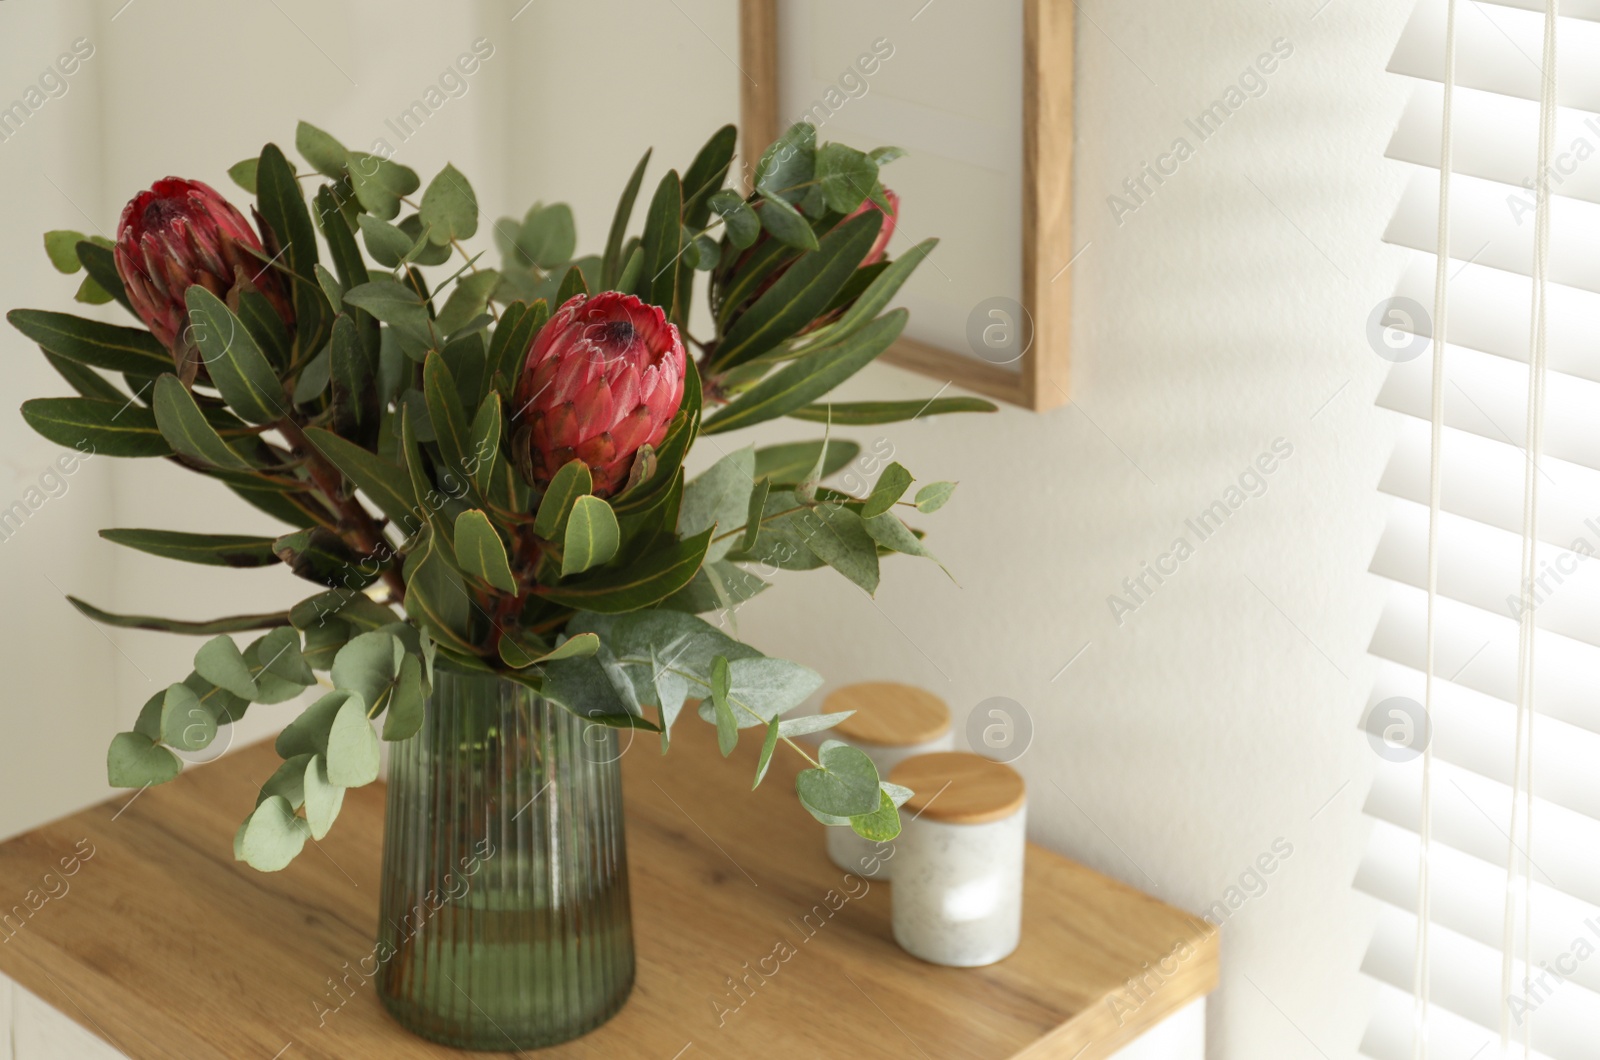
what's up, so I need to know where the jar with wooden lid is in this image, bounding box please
[888,752,1026,968]
[820,682,954,879]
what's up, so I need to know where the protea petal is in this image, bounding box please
[511,291,686,499]
[114,176,294,367]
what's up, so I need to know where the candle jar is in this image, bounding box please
[820,683,953,880]
[888,753,1026,968]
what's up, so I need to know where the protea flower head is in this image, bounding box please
[114,177,294,382]
[847,186,899,266]
[511,291,687,499]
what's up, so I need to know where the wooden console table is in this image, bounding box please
[0,719,1216,1057]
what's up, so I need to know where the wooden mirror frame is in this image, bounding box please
[737,0,1073,411]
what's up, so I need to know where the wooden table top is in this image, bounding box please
[0,717,1217,1058]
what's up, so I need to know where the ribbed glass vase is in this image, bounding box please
[375,669,635,1050]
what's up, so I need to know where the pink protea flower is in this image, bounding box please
[512,292,687,499]
[114,177,294,382]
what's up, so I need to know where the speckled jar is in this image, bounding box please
[818,683,954,880]
[888,753,1026,968]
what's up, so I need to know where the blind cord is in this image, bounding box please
[1415,0,1456,1055]
[1502,3,1558,1055]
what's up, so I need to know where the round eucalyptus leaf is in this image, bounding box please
[106,732,181,788]
[302,755,346,841]
[326,695,381,787]
[795,740,880,818]
[238,795,310,872]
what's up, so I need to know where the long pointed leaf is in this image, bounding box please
[69,595,289,635]
[186,287,286,425]
[603,148,652,288]
[539,527,712,613]
[100,529,279,567]
[8,309,170,376]
[21,397,169,457]
[153,374,255,469]
[701,309,907,434]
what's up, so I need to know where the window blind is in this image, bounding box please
[1364,1,1600,1058]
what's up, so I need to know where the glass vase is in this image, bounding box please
[375,669,635,1050]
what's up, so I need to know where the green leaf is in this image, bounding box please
[228,158,259,194]
[754,123,817,203]
[803,505,880,594]
[815,142,879,214]
[711,655,737,756]
[534,459,593,540]
[331,629,402,713]
[507,203,576,269]
[68,595,288,636]
[420,164,478,244]
[708,189,760,249]
[302,755,345,841]
[863,511,935,562]
[295,121,349,178]
[73,274,113,306]
[678,445,753,562]
[683,124,738,225]
[617,246,645,293]
[556,264,588,305]
[756,195,819,251]
[314,186,369,292]
[797,739,881,818]
[248,628,315,702]
[343,277,437,352]
[159,683,218,752]
[347,152,420,221]
[326,689,381,786]
[256,143,318,281]
[741,478,770,553]
[75,241,132,315]
[237,795,310,872]
[469,392,503,498]
[753,439,859,487]
[915,481,957,513]
[301,620,351,672]
[276,688,354,759]
[21,397,169,458]
[863,461,913,519]
[637,170,683,314]
[304,426,420,536]
[714,211,882,369]
[849,788,902,842]
[194,635,259,700]
[358,214,414,267]
[153,375,255,469]
[754,716,781,788]
[45,230,86,273]
[454,509,518,592]
[383,654,426,741]
[562,495,621,576]
[695,656,824,728]
[255,753,311,809]
[500,630,600,669]
[539,526,713,614]
[660,559,769,615]
[437,269,500,337]
[804,238,937,347]
[7,309,171,376]
[185,287,286,425]
[423,349,472,481]
[603,148,653,287]
[778,710,855,738]
[788,396,996,425]
[402,532,477,655]
[107,732,181,788]
[703,309,908,435]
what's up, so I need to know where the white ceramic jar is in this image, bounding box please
[820,683,953,880]
[888,752,1027,968]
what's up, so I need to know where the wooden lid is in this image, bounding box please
[889,753,1026,825]
[825,682,952,747]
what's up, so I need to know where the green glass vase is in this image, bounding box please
[375,670,635,1049]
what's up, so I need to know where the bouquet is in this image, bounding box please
[9,120,993,871]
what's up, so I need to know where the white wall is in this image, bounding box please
[0,1,1414,1056]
